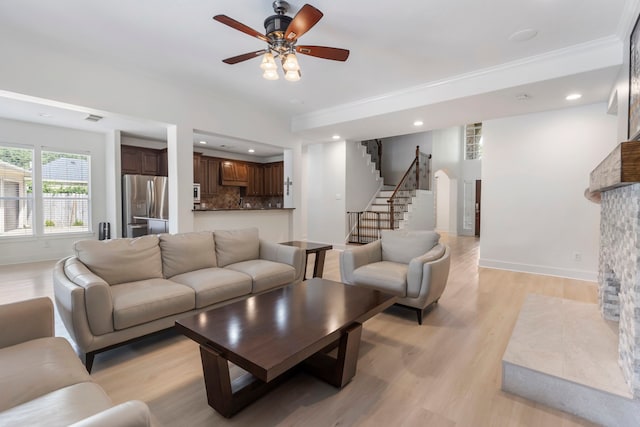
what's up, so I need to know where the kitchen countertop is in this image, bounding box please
[133,216,169,221]
[192,207,294,212]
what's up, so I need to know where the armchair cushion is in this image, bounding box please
[160,231,217,278]
[214,228,260,267]
[352,261,408,297]
[74,236,163,285]
[0,382,113,427]
[381,230,440,264]
[0,337,92,412]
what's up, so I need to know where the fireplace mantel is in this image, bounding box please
[590,141,640,192]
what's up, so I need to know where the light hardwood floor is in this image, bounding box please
[0,234,599,426]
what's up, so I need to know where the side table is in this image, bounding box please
[280,241,333,278]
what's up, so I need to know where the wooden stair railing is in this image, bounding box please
[387,146,432,229]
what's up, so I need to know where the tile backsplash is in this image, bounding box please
[199,186,283,209]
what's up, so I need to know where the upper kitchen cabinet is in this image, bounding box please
[220,161,248,187]
[120,145,167,176]
[201,156,219,196]
[264,161,284,196]
[247,164,264,196]
[193,152,202,183]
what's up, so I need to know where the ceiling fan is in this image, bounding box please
[213,1,350,81]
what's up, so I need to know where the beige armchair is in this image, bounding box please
[340,230,451,324]
[0,297,153,426]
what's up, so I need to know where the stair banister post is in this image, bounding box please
[415,145,420,189]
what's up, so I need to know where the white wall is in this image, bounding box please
[381,132,433,185]
[480,102,618,281]
[0,118,107,265]
[345,141,382,212]
[435,170,451,232]
[304,141,347,247]
[432,127,464,234]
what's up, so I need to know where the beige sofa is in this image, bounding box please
[53,228,304,371]
[340,230,451,324]
[0,297,153,426]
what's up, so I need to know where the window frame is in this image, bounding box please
[0,141,92,239]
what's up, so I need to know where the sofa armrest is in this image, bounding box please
[340,240,382,284]
[61,257,114,336]
[407,244,451,300]
[69,401,154,427]
[0,297,53,349]
[259,240,306,283]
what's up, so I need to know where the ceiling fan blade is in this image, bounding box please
[296,45,350,61]
[284,4,323,41]
[213,15,268,42]
[222,50,266,65]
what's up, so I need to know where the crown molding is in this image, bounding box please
[292,36,623,133]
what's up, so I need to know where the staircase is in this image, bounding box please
[347,144,432,244]
[348,186,415,243]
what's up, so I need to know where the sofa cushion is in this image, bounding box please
[214,228,260,267]
[110,278,195,330]
[74,236,163,285]
[170,268,252,308]
[0,337,92,412]
[226,259,296,293]
[0,382,112,427]
[353,261,408,297]
[160,231,217,278]
[381,230,440,264]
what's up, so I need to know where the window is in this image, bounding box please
[465,122,483,160]
[0,146,33,236]
[0,144,90,238]
[41,150,90,234]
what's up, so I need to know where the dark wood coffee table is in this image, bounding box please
[175,278,396,418]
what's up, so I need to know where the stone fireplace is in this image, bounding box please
[593,141,640,398]
[599,185,640,397]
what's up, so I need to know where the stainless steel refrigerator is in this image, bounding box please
[122,175,169,237]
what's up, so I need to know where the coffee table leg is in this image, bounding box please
[199,345,234,418]
[199,345,293,418]
[303,322,363,387]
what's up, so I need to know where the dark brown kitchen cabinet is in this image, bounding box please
[247,164,264,196]
[193,153,202,183]
[264,161,284,196]
[201,157,219,196]
[220,161,248,186]
[120,145,165,176]
[158,149,168,176]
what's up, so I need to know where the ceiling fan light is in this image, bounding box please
[263,69,279,80]
[284,69,301,82]
[283,53,300,71]
[260,52,277,71]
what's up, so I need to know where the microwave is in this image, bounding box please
[193,183,201,203]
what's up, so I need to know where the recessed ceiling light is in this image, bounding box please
[38,113,53,118]
[248,149,255,153]
[508,28,538,42]
[199,140,207,144]
[332,135,340,140]
[566,93,582,101]
[413,120,424,127]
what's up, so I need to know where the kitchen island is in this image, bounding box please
[193,208,294,242]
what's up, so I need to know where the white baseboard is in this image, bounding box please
[478,258,597,282]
